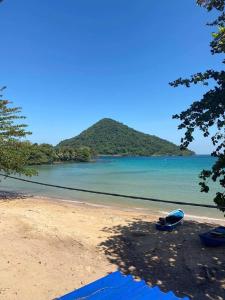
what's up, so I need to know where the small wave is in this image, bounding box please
[51,197,112,209]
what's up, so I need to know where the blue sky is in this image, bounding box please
[0,0,222,154]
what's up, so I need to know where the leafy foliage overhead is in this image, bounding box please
[58,118,194,156]
[170,0,225,214]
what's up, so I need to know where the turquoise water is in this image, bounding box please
[0,155,224,220]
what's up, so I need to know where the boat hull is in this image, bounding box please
[199,226,225,247]
[156,209,184,231]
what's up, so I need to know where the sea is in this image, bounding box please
[0,155,224,221]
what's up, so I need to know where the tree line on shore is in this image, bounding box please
[26,143,92,165]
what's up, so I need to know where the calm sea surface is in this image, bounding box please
[1,155,224,220]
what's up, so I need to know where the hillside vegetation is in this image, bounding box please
[26,143,92,165]
[58,118,194,156]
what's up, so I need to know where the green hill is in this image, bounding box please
[57,118,194,156]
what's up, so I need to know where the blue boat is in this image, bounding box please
[199,226,225,247]
[56,271,190,299]
[156,209,184,231]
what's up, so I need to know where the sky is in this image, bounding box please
[0,0,223,154]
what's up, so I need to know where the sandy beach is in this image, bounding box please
[0,192,224,300]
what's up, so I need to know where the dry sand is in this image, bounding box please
[0,193,224,300]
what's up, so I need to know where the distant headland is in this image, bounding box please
[57,118,194,157]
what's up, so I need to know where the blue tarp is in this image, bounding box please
[56,271,189,299]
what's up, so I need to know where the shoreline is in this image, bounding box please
[47,195,225,224]
[1,189,225,224]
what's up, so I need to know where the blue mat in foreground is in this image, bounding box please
[56,271,189,299]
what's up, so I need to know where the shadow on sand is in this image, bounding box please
[0,190,30,201]
[99,219,225,300]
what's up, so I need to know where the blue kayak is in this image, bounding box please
[156,209,184,231]
[199,226,225,247]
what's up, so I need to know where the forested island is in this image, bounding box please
[24,118,194,165]
[58,118,194,157]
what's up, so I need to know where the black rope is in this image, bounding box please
[0,173,222,209]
